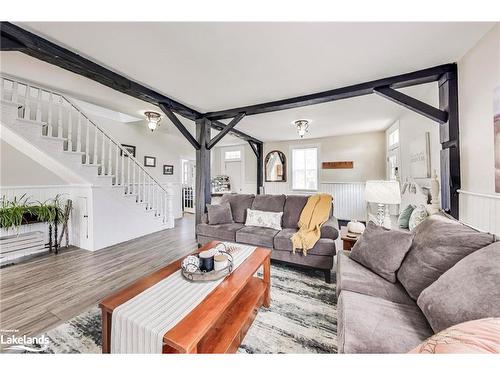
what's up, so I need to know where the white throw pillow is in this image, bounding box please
[245,208,283,230]
[409,204,429,231]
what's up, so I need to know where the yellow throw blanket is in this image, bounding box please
[291,194,333,256]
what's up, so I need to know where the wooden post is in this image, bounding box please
[256,142,263,194]
[438,67,460,219]
[195,118,211,225]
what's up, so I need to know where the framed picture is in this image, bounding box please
[144,156,156,167]
[163,165,174,175]
[120,144,136,157]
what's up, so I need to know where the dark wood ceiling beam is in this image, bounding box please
[248,140,259,158]
[211,120,262,144]
[0,22,262,145]
[373,86,448,124]
[0,23,199,120]
[159,104,201,150]
[1,34,26,51]
[206,112,246,149]
[203,64,456,120]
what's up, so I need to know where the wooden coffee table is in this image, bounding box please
[99,241,271,354]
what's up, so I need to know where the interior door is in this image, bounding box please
[182,160,196,213]
[225,160,242,193]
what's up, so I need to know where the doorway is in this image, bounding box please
[220,146,244,193]
[181,159,196,213]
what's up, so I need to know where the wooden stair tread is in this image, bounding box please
[197,277,266,353]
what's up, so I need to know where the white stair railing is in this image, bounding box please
[1,75,172,224]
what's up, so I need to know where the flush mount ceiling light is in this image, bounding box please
[144,111,162,132]
[293,119,310,138]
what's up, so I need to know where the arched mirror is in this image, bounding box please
[265,150,286,182]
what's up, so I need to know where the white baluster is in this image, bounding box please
[76,114,82,152]
[12,81,18,103]
[101,131,106,174]
[115,144,119,184]
[35,88,42,122]
[85,118,90,164]
[121,148,125,187]
[24,85,31,120]
[67,108,73,151]
[93,124,98,165]
[47,92,53,137]
[57,97,63,138]
[132,163,136,196]
[128,156,131,194]
[108,138,112,176]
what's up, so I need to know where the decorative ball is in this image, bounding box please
[347,220,365,234]
[182,255,201,273]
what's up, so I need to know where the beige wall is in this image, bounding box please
[0,139,67,186]
[459,24,500,194]
[264,131,386,188]
[457,23,500,235]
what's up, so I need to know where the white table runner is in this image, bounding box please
[110,243,256,353]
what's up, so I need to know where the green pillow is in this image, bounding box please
[398,204,416,229]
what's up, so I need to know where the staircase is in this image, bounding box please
[0,75,174,249]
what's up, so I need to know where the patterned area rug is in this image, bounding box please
[40,263,337,354]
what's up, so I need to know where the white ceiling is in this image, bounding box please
[4,22,495,142]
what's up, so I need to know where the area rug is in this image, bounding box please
[40,263,337,354]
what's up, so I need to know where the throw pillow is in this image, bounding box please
[409,318,500,354]
[408,204,428,231]
[219,194,255,223]
[206,202,233,225]
[417,241,500,333]
[398,204,416,229]
[349,221,414,283]
[245,208,283,230]
[397,214,495,300]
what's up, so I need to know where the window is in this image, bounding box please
[224,150,241,161]
[388,128,399,149]
[292,147,318,190]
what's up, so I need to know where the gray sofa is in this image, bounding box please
[196,193,339,283]
[336,213,498,353]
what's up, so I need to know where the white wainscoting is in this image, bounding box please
[264,181,366,221]
[459,190,500,237]
[0,185,92,250]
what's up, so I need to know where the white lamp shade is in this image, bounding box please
[365,180,401,205]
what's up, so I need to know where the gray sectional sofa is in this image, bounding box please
[336,213,498,353]
[196,193,339,283]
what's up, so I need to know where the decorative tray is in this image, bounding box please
[181,243,235,282]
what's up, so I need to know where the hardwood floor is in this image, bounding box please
[0,214,197,338]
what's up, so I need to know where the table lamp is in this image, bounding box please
[365,180,401,228]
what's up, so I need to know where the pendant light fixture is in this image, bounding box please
[145,111,162,132]
[293,119,310,138]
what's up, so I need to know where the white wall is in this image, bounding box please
[457,24,500,235]
[396,90,441,189]
[89,114,195,218]
[1,139,67,186]
[384,86,441,193]
[263,131,386,192]
[211,143,257,194]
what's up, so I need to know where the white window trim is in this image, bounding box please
[289,143,320,192]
